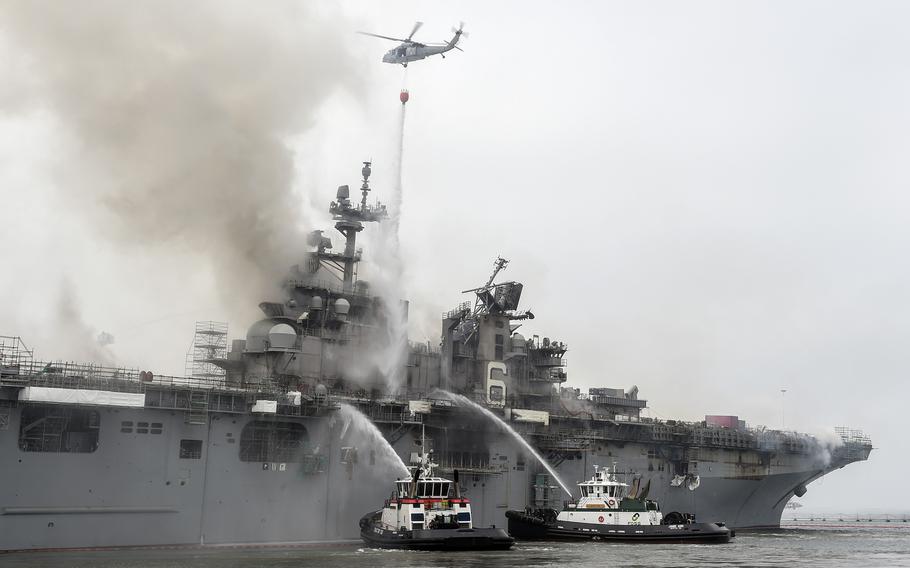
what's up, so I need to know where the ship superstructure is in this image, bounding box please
[0,163,872,551]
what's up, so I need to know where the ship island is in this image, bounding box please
[0,162,872,551]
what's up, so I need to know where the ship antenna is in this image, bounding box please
[360,160,372,212]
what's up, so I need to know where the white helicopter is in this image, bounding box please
[359,22,466,67]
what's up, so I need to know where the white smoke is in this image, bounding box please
[57,283,116,365]
[807,428,846,468]
[0,1,363,326]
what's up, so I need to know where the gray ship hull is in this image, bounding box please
[0,405,386,551]
[0,402,861,551]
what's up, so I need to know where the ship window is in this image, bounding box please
[495,335,504,360]
[18,405,99,453]
[417,482,427,496]
[489,385,504,402]
[495,321,505,329]
[411,512,424,521]
[608,486,615,497]
[434,483,443,497]
[239,421,308,463]
[179,439,203,459]
[121,420,133,433]
[580,486,588,497]
[457,512,471,523]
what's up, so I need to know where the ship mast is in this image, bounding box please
[326,161,388,291]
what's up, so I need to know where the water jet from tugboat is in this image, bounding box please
[337,403,410,477]
[437,390,573,497]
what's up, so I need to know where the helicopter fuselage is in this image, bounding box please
[383,44,452,66]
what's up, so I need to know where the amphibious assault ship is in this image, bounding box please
[0,163,872,551]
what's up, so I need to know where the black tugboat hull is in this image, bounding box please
[506,510,732,544]
[360,515,514,551]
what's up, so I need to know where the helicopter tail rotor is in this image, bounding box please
[451,21,469,38]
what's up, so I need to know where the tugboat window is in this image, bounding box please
[18,405,99,453]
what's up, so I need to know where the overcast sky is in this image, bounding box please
[1,1,907,511]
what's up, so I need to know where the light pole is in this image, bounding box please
[780,388,787,429]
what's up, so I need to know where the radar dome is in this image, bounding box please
[268,323,297,350]
[310,296,324,310]
[511,333,526,347]
[334,298,351,315]
[245,319,277,352]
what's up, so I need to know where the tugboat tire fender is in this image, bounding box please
[505,510,547,526]
[662,511,685,525]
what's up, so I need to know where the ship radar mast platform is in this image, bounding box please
[318,161,389,291]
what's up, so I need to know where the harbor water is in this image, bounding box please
[2,525,908,568]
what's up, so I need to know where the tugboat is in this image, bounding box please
[358,445,514,550]
[506,465,733,544]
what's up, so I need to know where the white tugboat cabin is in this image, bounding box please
[560,464,662,526]
[380,472,473,531]
[359,438,513,550]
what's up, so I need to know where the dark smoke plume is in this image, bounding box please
[0,1,362,318]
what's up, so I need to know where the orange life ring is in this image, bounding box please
[607,499,616,508]
[598,515,605,523]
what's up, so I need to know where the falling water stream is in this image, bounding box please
[438,390,574,497]
[337,403,410,478]
[371,79,409,393]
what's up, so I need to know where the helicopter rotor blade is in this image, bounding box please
[358,31,408,42]
[407,21,424,41]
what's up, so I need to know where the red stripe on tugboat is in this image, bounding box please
[392,498,470,505]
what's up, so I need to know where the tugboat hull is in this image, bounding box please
[360,513,514,550]
[506,510,732,544]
